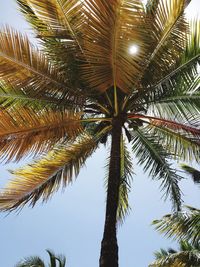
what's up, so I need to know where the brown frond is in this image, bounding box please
[0,107,83,162]
[0,26,82,103]
[128,114,200,137]
[81,0,149,92]
[0,134,99,211]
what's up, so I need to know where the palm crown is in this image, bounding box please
[0,0,200,266]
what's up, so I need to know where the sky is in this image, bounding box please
[0,1,199,266]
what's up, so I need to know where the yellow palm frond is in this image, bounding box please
[22,0,84,46]
[0,134,99,211]
[110,0,148,91]
[0,107,82,162]
[81,0,149,92]
[142,0,190,85]
[0,26,81,102]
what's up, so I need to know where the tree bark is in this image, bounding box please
[99,117,122,267]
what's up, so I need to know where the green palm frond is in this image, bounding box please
[46,249,66,267]
[181,19,200,66]
[128,17,200,114]
[152,206,200,246]
[148,18,200,88]
[147,75,200,121]
[144,123,200,162]
[15,249,66,267]
[117,137,133,223]
[125,67,200,116]
[0,129,110,211]
[0,108,82,162]
[150,241,200,267]
[149,250,200,267]
[15,256,45,267]
[0,81,62,109]
[131,127,182,211]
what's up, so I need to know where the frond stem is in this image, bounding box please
[128,114,200,134]
[80,117,111,123]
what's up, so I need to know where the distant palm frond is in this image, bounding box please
[15,249,66,267]
[152,206,200,246]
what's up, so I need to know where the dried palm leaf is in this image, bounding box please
[81,0,149,92]
[0,107,82,162]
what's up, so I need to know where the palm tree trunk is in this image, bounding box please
[99,117,122,267]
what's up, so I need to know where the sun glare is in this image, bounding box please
[129,45,139,55]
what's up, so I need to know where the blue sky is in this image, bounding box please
[0,1,199,266]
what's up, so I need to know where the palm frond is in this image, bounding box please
[17,0,93,95]
[145,74,200,122]
[149,250,200,267]
[181,19,200,67]
[46,249,66,267]
[152,206,200,246]
[131,127,182,211]
[150,239,200,266]
[21,0,84,45]
[145,122,200,162]
[18,0,86,96]
[15,256,45,267]
[129,114,200,137]
[145,0,159,15]
[81,0,149,92]
[109,0,148,91]
[181,164,200,183]
[15,249,66,267]
[0,129,109,211]
[125,63,200,116]
[0,107,82,162]
[0,80,69,109]
[0,26,82,104]
[146,18,200,90]
[143,0,190,85]
[117,137,133,223]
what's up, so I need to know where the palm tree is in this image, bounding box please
[0,0,200,266]
[149,240,200,267]
[15,250,66,267]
